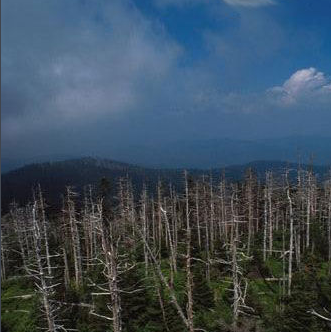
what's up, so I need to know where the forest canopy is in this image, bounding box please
[2,167,331,332]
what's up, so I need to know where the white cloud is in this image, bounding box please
[283,68,328,94]
[270,68,331,105]
[222,0,275,7]
[189,67,331,114]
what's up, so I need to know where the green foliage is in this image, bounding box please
[1,278,38,332]
[270,256,331,332]
[265,257,283,277]
[209,278,233,326]
[121,265,153,332]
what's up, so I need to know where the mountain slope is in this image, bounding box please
[1,157,330,214]
[1,158,183,213]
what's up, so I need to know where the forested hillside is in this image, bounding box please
[2,157,329,214]
[2,166,331,332]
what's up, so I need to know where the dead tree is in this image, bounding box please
[231,238,253,330]
[306,170,313,249]
[65,187,83,287]
[325,179,331,275]
[90,201,122,332]
[140,185,149,277]
[195,181,202,249]
[161,205,177,286]
[184,171,194,332]
[209,174,215,254]
[10,200,64,331]
[157,180,163,261]
[267,172,274,257]
[1,221,9,281]
[31,202,59,331]
[140,227,190,331]
[263,185,268,263]
[286,172,294,296]
[245,169,255,255]
[37,185,52,276]
[11,203,31,271]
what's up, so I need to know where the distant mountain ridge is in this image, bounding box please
[2,157,330,214]
[93,136,331,168]
[2,136,331,172]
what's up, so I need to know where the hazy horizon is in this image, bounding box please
[2,134,331,173]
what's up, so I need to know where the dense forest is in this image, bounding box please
[2,166,331,332]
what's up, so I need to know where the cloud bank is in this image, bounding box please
[2,0,331,162]
[1,0,182,128]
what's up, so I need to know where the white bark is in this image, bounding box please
[66,187,83,287]
[286,173,294,296]
[185,171,194,332]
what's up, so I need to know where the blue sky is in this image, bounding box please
[2,0,331,162]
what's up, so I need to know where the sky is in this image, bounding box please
[2,0,331,164]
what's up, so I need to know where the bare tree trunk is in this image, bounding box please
[263,186,268,263]
[66,187,83,287]
[245,168,254,255]
[209,175,215,254]
[37,185,52,276]
[232,237,239,331]
[286,173,294,296]
[281,216,286,311]
[256,184,261,233]
[62,247,70,290]
[141,186,149,277]
[327,182,331,275]
[306,171,312,249]
[128,181,136,238]
[157,181,163,261]
[162,205,177,286]
[1,228,7,281]
[172,189,178,272]
[110,239,122,332]
[31,203,56,332]
[153,269,170,332]
[97,203,122,332]
[220,178,228,243]
[141,228,189,329]
[151,198,156,248]
[11,205,29,271]
[185,171,194,332]
[83,191,91,272]
[230,190,235,255]
[267,173,273,257]
[195,182,202,249]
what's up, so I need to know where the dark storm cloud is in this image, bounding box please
[1,0,186,155]
[2,0,218,149]
[2,0,179,123]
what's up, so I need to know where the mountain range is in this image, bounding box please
[2,157,330,214]
[2,136,331,172]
